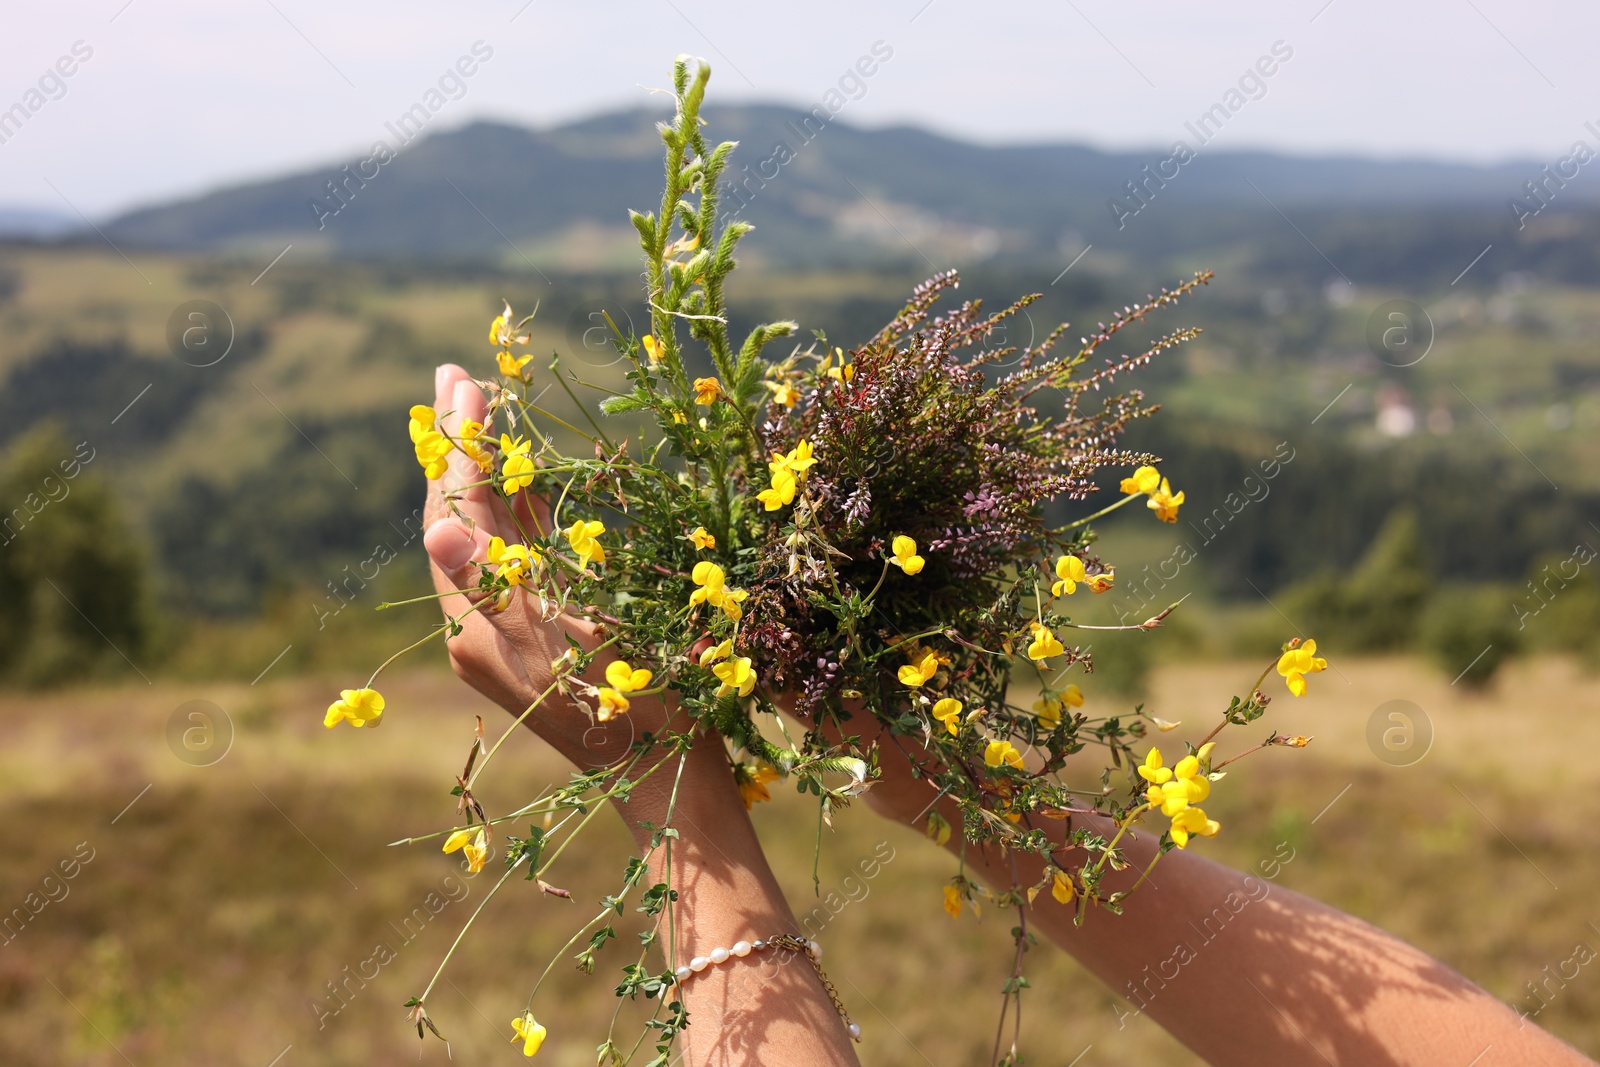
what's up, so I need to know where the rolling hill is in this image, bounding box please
[84,104,1600,284]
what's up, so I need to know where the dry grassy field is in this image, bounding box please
[2,655,1598,1065]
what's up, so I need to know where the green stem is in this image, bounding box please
[418,854,525,1003]
[1122,848,1164,896]
[1059,490,1142,532]
[364,599,489,688]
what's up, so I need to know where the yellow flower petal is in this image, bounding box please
[511,1012,546,1056]
[1120,465,1161,495]
[943,884,962,919]
[931,697,963,735]
[1051,870,1076,904]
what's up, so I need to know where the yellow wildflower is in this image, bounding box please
[1137,747,1173,786]
[409,406,452,481]
[769,380,800,408]
[984,739,1024,770]
[596,688,629,721]
[1120,465,1161,495]
[1284,735,1312,747]
[605,660,653,693]
[699,638,733,667]
[496,348,533,379]
[324,687,384,729]
[672,411,687,424]
[1142,743,1216,816]
[889,535,925,575]
[943,884,962,919]
[1052,554,1086,596]
[489,302,530,348]
[693,377,722,405]
[510,1011,546,1057]
[1051,870,1076,904]
[641,334,660,363]
[565,519,605,566]
[897,650,939,688]
[1087,571,1115,593]
[1146,478,1185,523]
[409,404,436,438]
[712,655,756,698]
[1276,639,1328,697]
[823,348,855,383]
[455,419,492,473]
[414,433,452,480]
[757,441,816,511]
[1170,806,1220,848]
[736,762,781,809]
[688,526,716,550]
[443,827,488,873]
[1026,623,1065,662]
[687,561,748,619]
[501,434,536,494]
[720,587,749,621]
[930,697,963,735]
[780,439,818,477]
[689,561,725,608]
[486,536,536,586]
[1033,685,1082,730]
[757,466,798,511]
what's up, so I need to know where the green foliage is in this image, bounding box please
[1282,508,1431,652]
[1418,584,1523,687]
[1516,547,1600,663]
[0,425,150,686]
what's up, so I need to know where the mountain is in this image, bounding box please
[0,206,79,239]
[93,105,1600,283]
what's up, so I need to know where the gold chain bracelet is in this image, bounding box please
[673,933,861,1043]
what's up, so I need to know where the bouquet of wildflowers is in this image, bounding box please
[323,57,1328,1063]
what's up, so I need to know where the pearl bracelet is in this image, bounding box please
[674,934,861,1042]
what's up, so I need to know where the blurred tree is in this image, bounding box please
[1283,508,1432,653]
[1418,585,1522,688]
[1516,547,1600,666]
[1083,628,1151,699]
[0,425,150,686]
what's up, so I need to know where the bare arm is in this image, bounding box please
[423,364,858,1066]
[860,723,1593,1067]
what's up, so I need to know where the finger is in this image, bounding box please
[424,364,471,528]
[441,377,496,518]
[438,365,555,545]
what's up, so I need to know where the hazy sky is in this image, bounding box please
[2,0,1595,217]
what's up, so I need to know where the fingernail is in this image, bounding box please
[452,378,478,415]
[424,519,477,572]
[435,365,449,396]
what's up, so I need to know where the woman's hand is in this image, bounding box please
[421,365,863,1065]
[422,363,668,770]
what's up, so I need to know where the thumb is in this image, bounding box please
[424,514,484,592]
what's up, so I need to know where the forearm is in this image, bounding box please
[941,802,1591,1066]
[610,732,861,1067]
